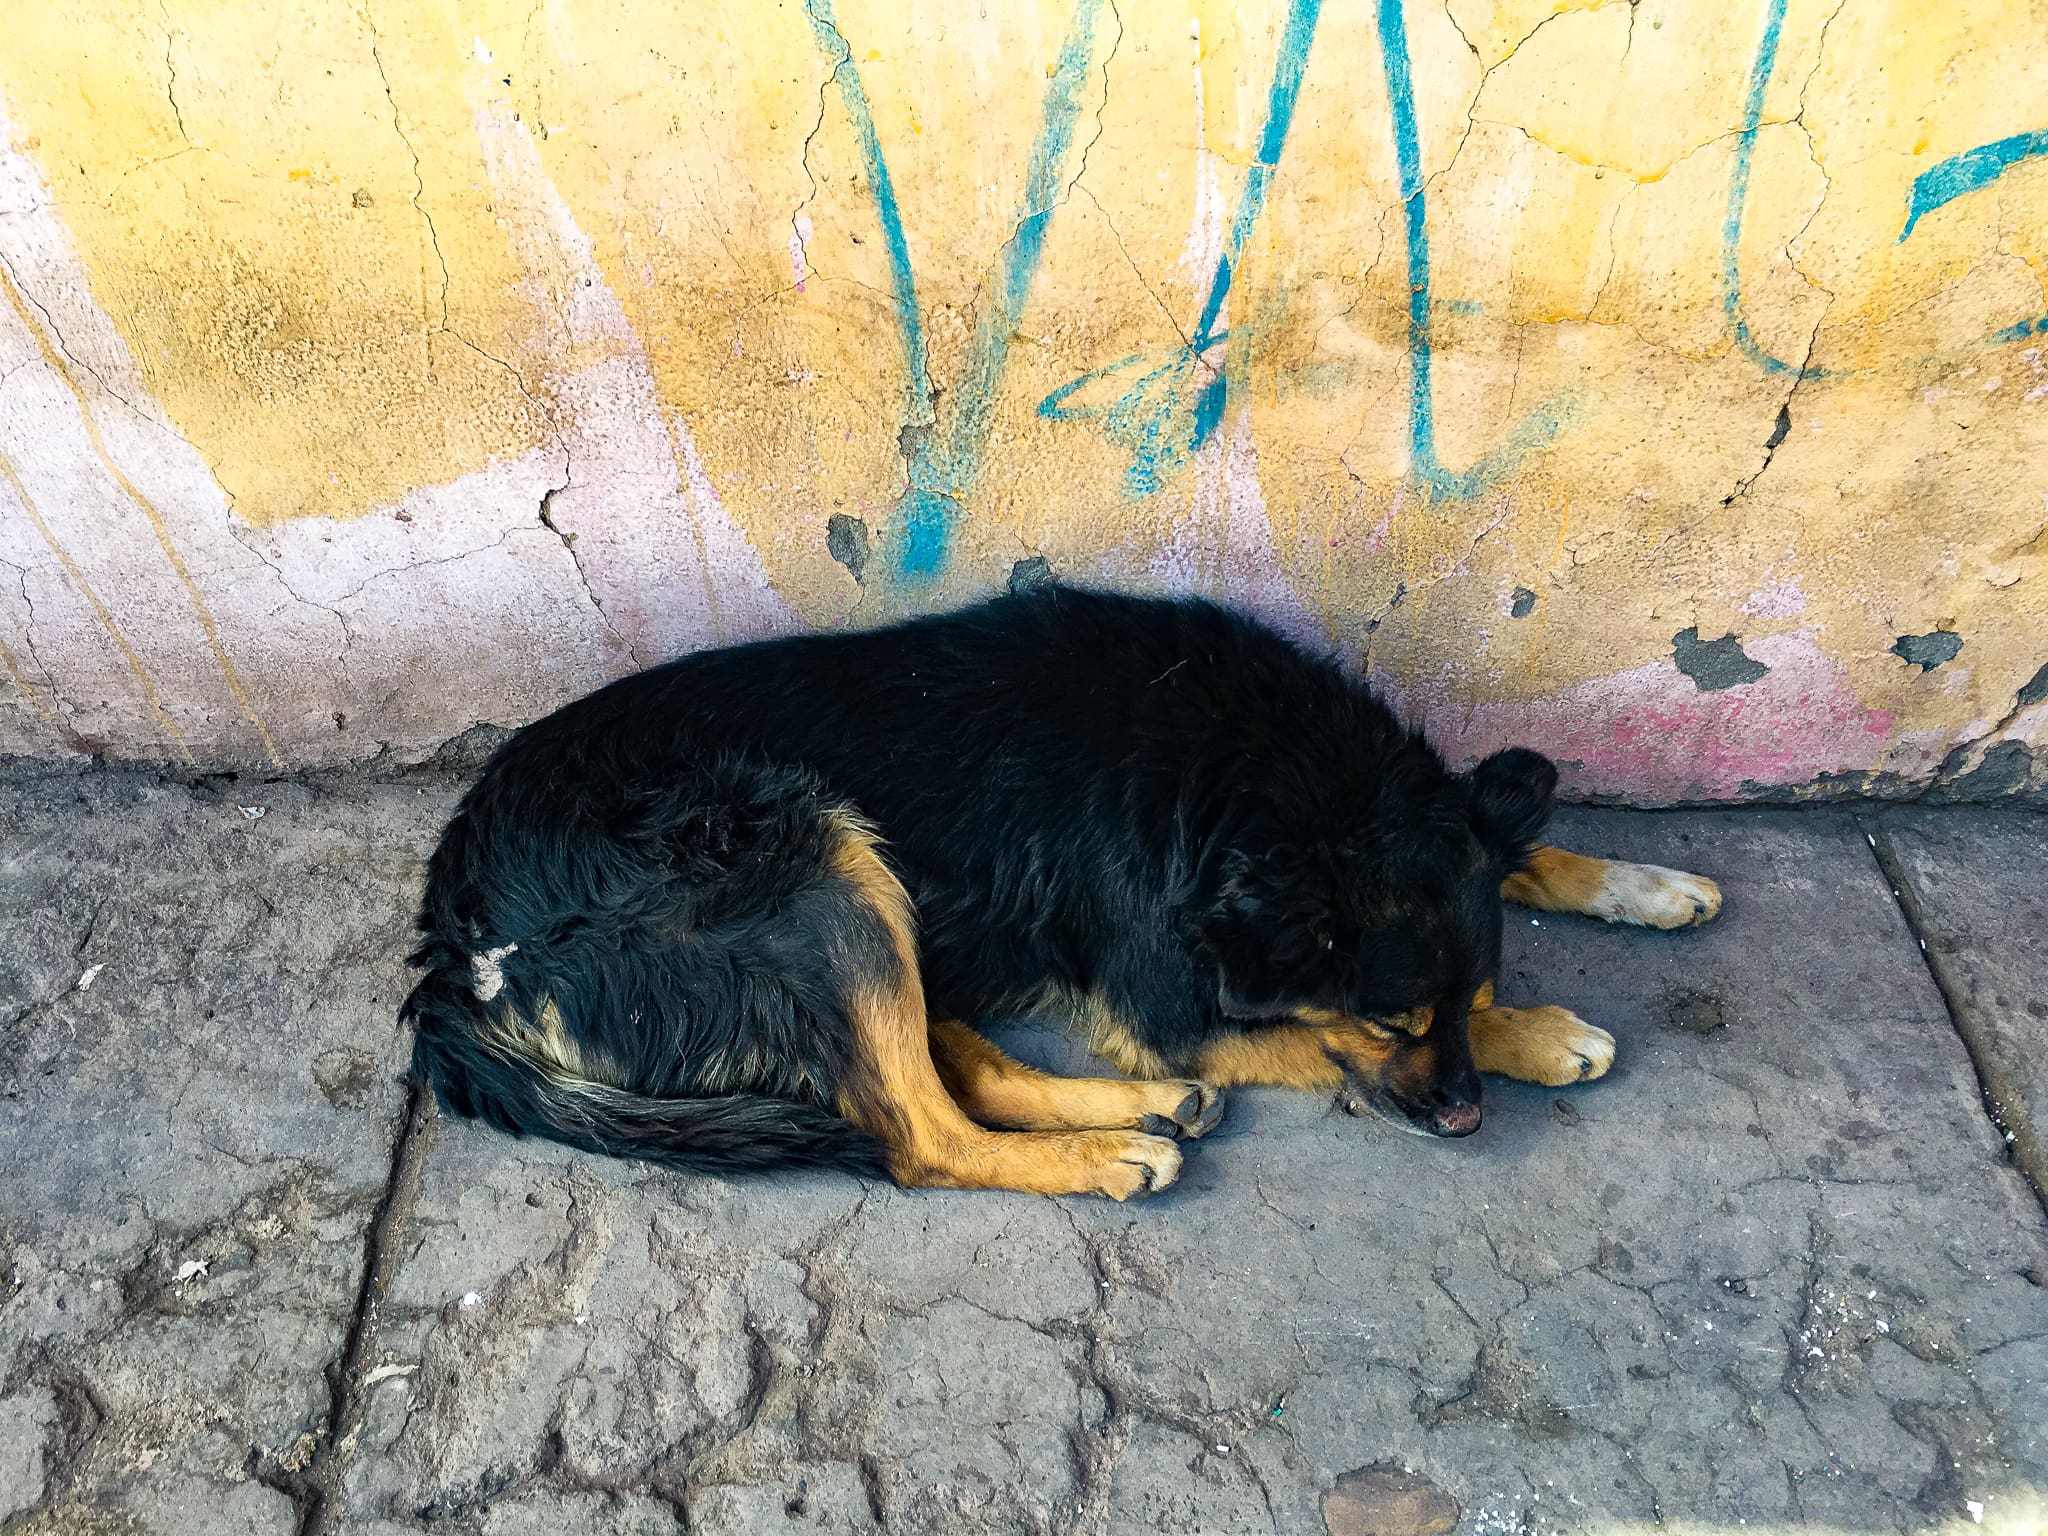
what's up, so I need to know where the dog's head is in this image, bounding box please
[1195,746,1557,1137]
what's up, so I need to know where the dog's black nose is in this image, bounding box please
[1427,1101,1482,1137]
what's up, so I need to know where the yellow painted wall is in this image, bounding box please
[0,0,2043,799]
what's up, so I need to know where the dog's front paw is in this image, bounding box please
[1593,863,1721,929]
[1471,1006,1616,1087]
[1089,1131,1183,1200]
[1139,1080,1225,1140]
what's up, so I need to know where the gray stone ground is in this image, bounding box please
[2,765,2045,1536]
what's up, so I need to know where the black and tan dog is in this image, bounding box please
[404,586,1718,1198]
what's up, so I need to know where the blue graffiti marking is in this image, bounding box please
[1899,129,2048,241]
[1721,0,1831,378]
[806,0,1103,582]
[1040,0,1324,498]
[1372,0,1569,498]
[899,0,1105,578]
[804,0,933,439]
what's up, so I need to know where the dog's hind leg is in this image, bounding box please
[1466,983,1615,1086]
[927,1020,1223,1138]
[823,815,1186,1198]
[1502,846,1720,929]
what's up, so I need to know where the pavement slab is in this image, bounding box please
[335,807,2048,1535]
[1873,809,2048,1200]
[0,769,454,1534]
[4,774,2046,1536]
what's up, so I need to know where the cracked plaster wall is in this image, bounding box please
[0,0,2043,802]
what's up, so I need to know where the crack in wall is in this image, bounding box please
[538,483,642,669]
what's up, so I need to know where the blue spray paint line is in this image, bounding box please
[1720,0,1830,379]
[1372,0,1570,499]
[1188,0,1323,352]
[1991,314,2048,344]
[896,0,1105,579]
[804,0,933,436]
[1037,0,1325,499]
[1900,129,2048,241]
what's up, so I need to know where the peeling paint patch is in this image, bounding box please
[1509,587,1537,619]
[1008,554,1052,595]
[2013,661,2048,708]
[1892,631,1964,673]
[826,514,869,584]
[1672,627,1770,691]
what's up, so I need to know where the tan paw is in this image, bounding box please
[1593,863,1722,929]
[1138,1081,1226,1140]
[1089,1131,1183,1200]
[1472,1006,1616,1087]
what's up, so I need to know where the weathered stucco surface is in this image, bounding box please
[0,0,2043,799]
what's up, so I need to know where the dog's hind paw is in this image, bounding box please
[1140,1081,1225,1140]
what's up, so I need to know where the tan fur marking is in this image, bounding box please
[1504,846,1722,929]
[473,998,614,1090]
[1195,1015,1398,1090]
[823,815,1182,1198]
[1469,1004,1615,1086]
[1501,847,1611,913]
[928,1020,1219,1136]
[1062,989,1173,1079]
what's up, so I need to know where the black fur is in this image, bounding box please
[403,585,1556,1175]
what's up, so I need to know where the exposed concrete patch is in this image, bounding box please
[1672,627,1771,691]
[1007,554,1053,595]
[1894,630,1965,672]
[1928,740,2043,804]
[826,514,870,585]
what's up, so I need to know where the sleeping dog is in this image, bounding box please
[403,586,1719,1197]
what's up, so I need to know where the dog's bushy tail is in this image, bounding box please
[400,962,893,1179]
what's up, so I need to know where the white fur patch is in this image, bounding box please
[1546,1010,1617,1080]
[471,943,519,1002]
[1592,862,1722,929]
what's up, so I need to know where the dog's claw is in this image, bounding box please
[1142,1081,1225,1140]
[1116,1134,1181,1198]
[1178,1082,1225,1138]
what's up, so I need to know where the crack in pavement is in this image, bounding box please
[1862,817,2045,1217]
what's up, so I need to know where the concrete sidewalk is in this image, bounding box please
[1,767,2044,1536]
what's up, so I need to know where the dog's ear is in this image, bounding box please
[1195,848,1330,1018]
[1468,747,1557,855]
